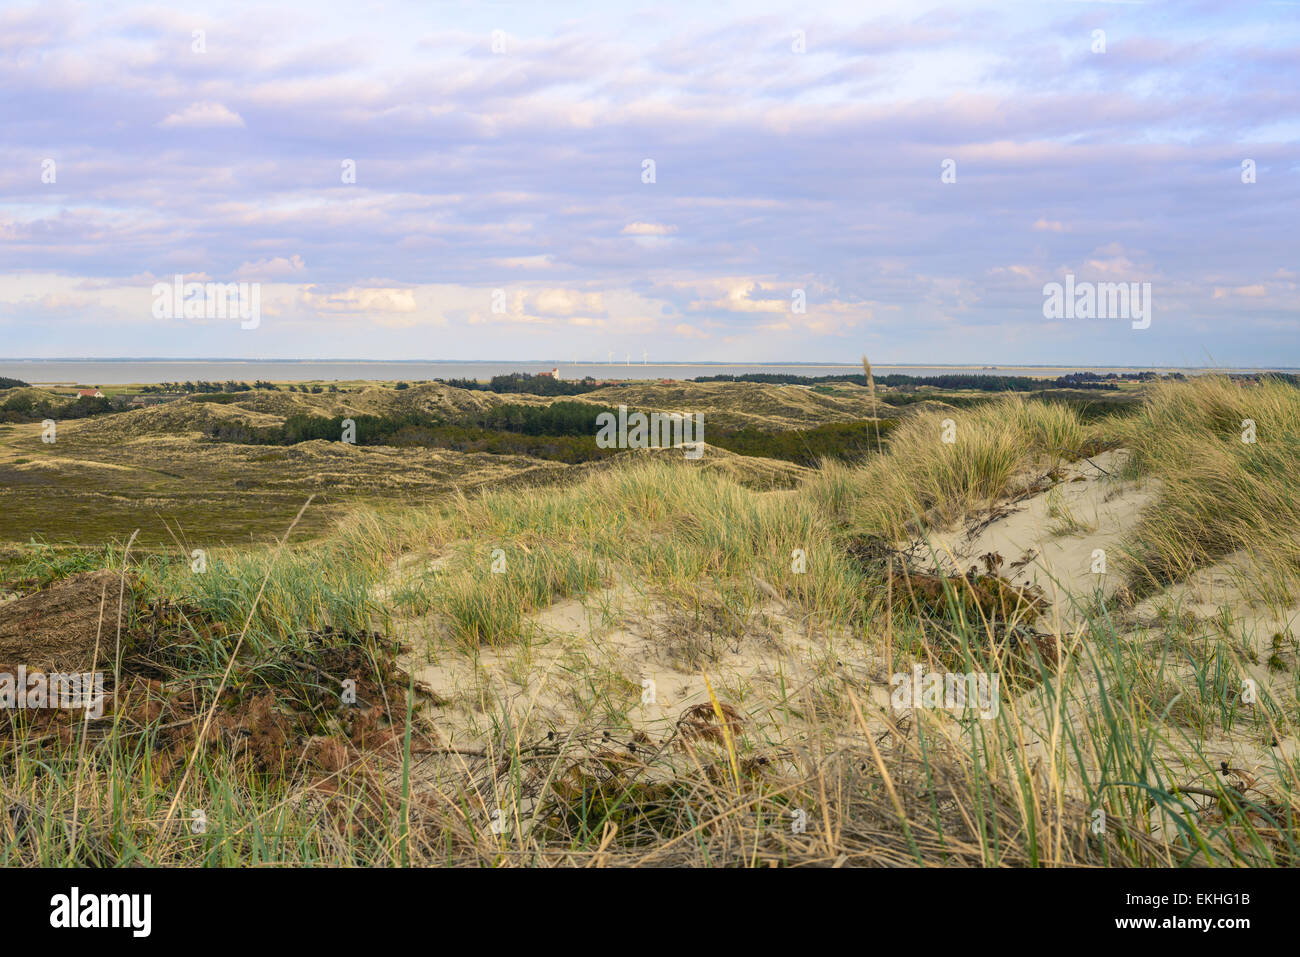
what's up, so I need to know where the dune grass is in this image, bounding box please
[8,535,1296,867]
[5,383,1300,866]
[1119,375,1300,602]
[805,394,1097,535]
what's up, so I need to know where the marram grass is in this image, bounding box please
[4,381,1300,866]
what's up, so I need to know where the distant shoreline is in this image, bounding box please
[5,358,1296,387]
[5,358,1297,370]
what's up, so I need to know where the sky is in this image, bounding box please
[1,0,1297,365]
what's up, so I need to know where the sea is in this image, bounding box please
[2,359,1292,386]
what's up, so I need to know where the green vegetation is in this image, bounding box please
[439,372,605,396]
[141,380,280,393]
[806,394,1095,531]
[7,375,1300,865]
[203,403,621,464]
[469,400,615,435]
[692,371,1153,390]
[710,418,897,466]
[1,391,116,423]
[1120,374,1300,599]
[199,398,900,470]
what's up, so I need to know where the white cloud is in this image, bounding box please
[621,222,677,236]
[158,101,246,128]
[531,289,604,316]
[692,282,789,314]
[300,285,416,314]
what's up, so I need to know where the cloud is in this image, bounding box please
[692,282,791,315]
[1,1,1296,363]
[300,285,417,314]
[491,255,555,270]
[158,102,246,128]
[1213,285,1270,299]
[237,255,306,279]
[621,222,677,236]
[531,289,604,316]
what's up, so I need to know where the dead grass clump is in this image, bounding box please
[0,570,129,672]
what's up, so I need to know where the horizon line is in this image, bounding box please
[4,358,1299,371]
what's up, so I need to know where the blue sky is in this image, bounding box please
[1,0,1297,364]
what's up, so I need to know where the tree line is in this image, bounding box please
[437,373,606,396]
[691,371,1128,391]
[1,392,114,423]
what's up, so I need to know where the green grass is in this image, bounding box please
[805,394,1097,534]
[1120,374,1300,600]
[5,382,1300,866]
